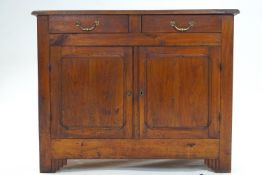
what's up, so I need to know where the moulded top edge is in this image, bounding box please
[32,9,240,16]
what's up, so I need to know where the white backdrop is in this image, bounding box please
[0,0,262,174]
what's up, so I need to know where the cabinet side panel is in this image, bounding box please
[219,15,234,172]
[37,16,52,172]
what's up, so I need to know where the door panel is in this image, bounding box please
[51,47,133,138]
[146,54,209,128]
[139,47,220,138]
[61,57,124,128]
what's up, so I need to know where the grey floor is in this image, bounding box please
[57,159,213,174]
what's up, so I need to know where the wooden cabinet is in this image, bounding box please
[32,9,239,173]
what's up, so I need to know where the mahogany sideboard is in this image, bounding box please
[32,9,239,173]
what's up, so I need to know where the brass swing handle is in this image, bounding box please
[75,20,99,32]
[170,20,194,32]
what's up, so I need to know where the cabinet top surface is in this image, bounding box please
[32,9,239,16]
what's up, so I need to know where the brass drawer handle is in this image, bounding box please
[170,21,194,32]
[75,20,99,32]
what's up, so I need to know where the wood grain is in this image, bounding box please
[208,47,221,138]
[145,48,209,128]
[37,16,52,173]
[34,10,238,173]
[51,139,219,159]
[133,47,140,138]
[205,15,234,173]
[139,47,220,139]
[129,15,141,33]
[32,9,240,16]
[49,15,128,33]
[218,15,234,173]
[50,47,133,139]
[50,33,221,46]
[142,15,221,33]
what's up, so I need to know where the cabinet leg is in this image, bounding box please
[204,158,231,173]
[40,159,67,173]
[62,159,67,166]
[40,157,52,173]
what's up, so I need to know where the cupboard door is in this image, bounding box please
[139,47,220,139]
[50,47,133,138]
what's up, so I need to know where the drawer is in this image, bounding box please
[49,15,129,33]
[142,15,221,33]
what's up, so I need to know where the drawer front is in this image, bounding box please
[142,15,221,33]
[49,15,129,33]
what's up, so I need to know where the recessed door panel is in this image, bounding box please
[139,47,220,138]
[61,57,124,128]
[146,55,209,128]
[51,47,133,138]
